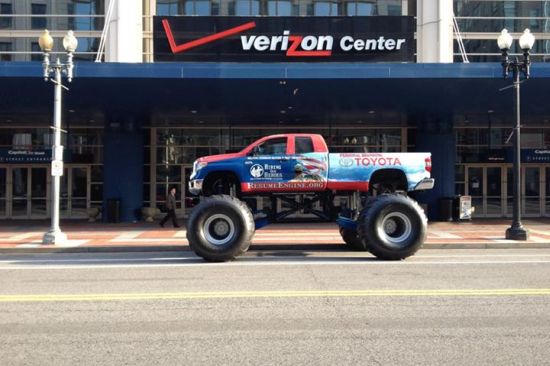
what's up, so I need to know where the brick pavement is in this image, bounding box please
[0,218,549,253]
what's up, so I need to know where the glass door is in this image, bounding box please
[523,166,542,217]
[466,165,505,217]
[30,167,47,217]
[71,166,89,218]
[0,167,6,217]
[60,165,90,218]
[10,166,48,219]
[11,167,28,218]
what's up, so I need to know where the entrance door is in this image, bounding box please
[466,165,505,217]
[467,164,547,218]
[10,166,48,219]
[523,166,543,217]
[60,166,90,218]
[0,167,6,217]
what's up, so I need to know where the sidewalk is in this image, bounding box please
[1,219,550,254]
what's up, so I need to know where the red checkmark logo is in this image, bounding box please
[162,19,257,54]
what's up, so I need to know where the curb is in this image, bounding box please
[1,242,550,254]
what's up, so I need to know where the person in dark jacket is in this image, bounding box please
[160,187,180,228]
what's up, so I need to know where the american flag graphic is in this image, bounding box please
[297,156,327,175]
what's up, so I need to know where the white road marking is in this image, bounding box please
[429,230,462,239]
[1,256,550,270]
[528,236,550,243]
[110,238,187,242]
[10,233,39,240]
[115,231,143,240]
[16,240,90,248]
[527,228,550,236]
[173,230,187,238]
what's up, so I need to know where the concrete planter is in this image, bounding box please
[142,207,159,222]
[86,207,101,222]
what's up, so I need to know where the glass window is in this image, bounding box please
[185,0,212,14]
[0,42,11,61]
[268,0,292,15]
[256,137,287,155]
[236,0,260,15]
[295,137,314,154]
[195,0,211,14]
[68,0,103,31]
[31,42,41,62]
[347,1,375,16]
[0,3,12,29]
[314,1,338,15]
[31,3,47,29]
[157,0,180,15]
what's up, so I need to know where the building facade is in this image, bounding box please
[0,0,549,221]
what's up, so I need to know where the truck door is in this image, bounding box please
[244,136,294,192]
[287,136,328,191]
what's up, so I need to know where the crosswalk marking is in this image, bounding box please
[115,231,143,240]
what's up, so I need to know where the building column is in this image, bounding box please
[105,0,143,62]
[103,118,143,222]
[416,0,454,63]
[412,120,456,220]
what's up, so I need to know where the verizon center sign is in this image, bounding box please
[154,16,415,62]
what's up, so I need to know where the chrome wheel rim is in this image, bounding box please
[204,214,235,246]
[377,212,412,248]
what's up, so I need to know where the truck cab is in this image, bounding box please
[189,133,433,196]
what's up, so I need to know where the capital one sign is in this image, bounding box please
[154,16,415,62]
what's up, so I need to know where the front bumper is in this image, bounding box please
[188,179,203,195]
[413,178,435,191]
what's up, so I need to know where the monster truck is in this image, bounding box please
[187,133,434,262]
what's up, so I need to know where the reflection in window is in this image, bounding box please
[31,3,47,29]
[31,42,41,62]
[0,42,11,61]
[68,0,103,31]
[314,1,338,15]
[268,0,292,15]
[0,3,12,29]
[347,1,375,16]
[256,138,287,155]
[236,0,260,15]
[157,0,182,15]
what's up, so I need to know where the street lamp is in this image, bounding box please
[497,28,535,241]
[39,29,78,245]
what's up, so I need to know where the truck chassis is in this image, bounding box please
[186,190,427,262]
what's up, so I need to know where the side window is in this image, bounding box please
[295,137,314,154]
[256,137,287,155]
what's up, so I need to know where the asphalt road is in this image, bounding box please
[1,248,550,365]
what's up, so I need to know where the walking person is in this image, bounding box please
[160,187,180,228]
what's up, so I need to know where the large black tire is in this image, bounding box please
[186,195,255,262]
[357,194,427,260]
[339,227,368,251]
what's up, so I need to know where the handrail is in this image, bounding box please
[453,12,469,63]
[95,0,116,62]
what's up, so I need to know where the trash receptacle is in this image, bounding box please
[453,195,472,221]
[107,198,121,223]
[438,197,453,222]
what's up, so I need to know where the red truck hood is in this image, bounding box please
[198,152,244,163]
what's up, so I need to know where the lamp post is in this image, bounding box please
[497,28,535,241]
[39,29,78,245]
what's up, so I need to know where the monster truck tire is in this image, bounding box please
[357,194,427,260]
[339,227,368,251]
[186,195,255,262]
